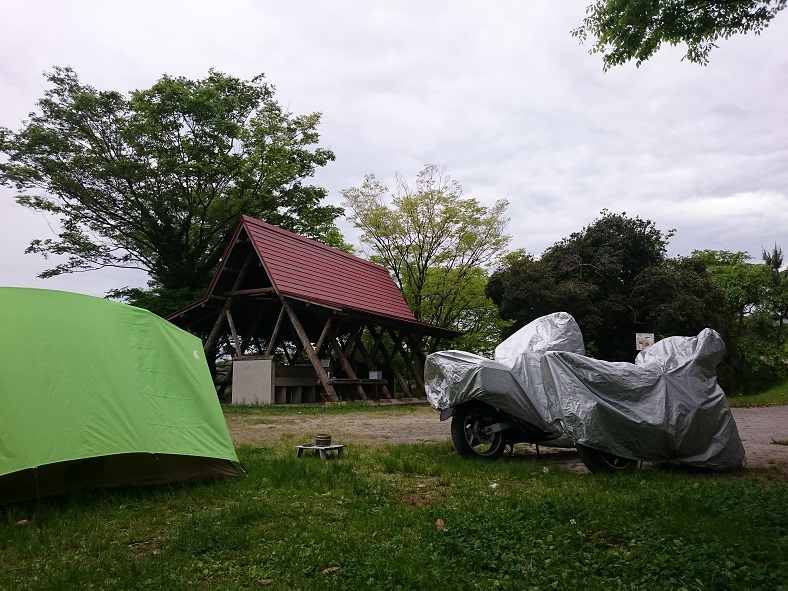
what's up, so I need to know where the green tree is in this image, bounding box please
[692,249,787,392]
[762,243,788,327]
[486,251,559,327]
[540,211,669,359]
[487,212,725,362]
[573,0,787,70]
[0,67,344,315]
[692,250,769,323]
[630,256,726,337]
[423,266,512,357]
[341,164,510,353]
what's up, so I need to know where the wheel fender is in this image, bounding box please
[439,407,455,421]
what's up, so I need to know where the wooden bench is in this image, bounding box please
[328,378,388,400]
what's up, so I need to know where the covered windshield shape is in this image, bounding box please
[425,312,584,442]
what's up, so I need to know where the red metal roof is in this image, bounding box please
[242,216,418,323]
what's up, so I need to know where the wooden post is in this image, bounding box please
[203,249,256,355]
[203,300,230,355]
[367,325,412,398]
[389,327,426,394]
[266,306,286,356]
[226,309,242,357]
[314,316,335,359]
[281,299,339,402]
[353,331,392,399]
[330,339,367,401]
[342,325,362,360]
[405,332,428,364]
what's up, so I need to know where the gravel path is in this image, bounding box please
[732,405,788,476]
[227,404,788,476]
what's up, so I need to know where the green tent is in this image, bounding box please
[0,288,243,504]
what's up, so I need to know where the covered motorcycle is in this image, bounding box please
[426,311,746,473]
[425,312,582,459]
[541,328,746,472]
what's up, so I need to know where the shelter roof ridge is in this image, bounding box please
[241,215,383,271]
[168,215,460,340]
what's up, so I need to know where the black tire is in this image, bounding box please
[450,404,506,460]
[576,444,637,474]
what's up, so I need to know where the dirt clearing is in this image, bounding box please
[226,404,788,476]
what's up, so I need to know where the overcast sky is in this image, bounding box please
[2,0,786,298]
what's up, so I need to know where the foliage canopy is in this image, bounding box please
[342,164,510,354]
[0,67,344,314]
[693,248,788,392]
[488,211,725,361]
[573,0,787,69]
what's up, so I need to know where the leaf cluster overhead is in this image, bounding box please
[573,0,787,69]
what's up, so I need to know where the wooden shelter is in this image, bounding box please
[167,216,459,403]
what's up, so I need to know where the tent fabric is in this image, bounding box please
[0,288,242,503]
[541,328,746,471]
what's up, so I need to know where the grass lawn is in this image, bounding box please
[727,381,788,407]
[2,431,786,591]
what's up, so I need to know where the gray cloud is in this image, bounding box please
[2,0,786,298]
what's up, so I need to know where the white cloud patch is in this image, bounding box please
[2,0,787,296]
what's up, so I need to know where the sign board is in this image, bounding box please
[636,333,655,350]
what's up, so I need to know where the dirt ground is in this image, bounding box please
[226,404,788,476]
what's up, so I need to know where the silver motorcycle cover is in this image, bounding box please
[541,328,746,471]
[495,312,584,434]
[494,311,585,364]
[425,312,585,439]
[424,350,549,431]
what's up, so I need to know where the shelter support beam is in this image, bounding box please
[226,310,242,357]
[367,325,412,398]
[203,250,256,356]
[281,299,339,402]
[405,332,427,365]
[389,328,425,395]
[204,301,230,355]
[353,331,392,399]
[266,306,286,356]
[314,316,334,359]
[329,339,368,401]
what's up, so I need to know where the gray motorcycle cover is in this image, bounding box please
[425,312,584,439]
[541,328,746,471]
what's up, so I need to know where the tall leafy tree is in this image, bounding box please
[630,257,725,337]
[341,164,510,353]
[0,67,344,314]
[486,251,559,327]
[540,211,669,359]
[692,250,769,323]
[762,244,788,327]
[573,0,787,69]
[489,211,690,360]
[694,248,788,392]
